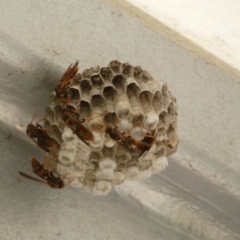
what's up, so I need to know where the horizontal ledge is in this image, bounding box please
[108,0,240,80]
[115,181,239,240]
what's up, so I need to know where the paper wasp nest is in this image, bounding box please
[44,60,179,195]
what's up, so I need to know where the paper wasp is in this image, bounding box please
[97,116,135,152]
[61,105,94,146]
[130,132,156,157]
[26,115,59,152]
[103,118,156,157]
[104,126,135,152]
[55,61,81,104]
[19,157,64,188]
[105,126,123,141]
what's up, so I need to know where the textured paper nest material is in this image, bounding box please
[45,60,179,195]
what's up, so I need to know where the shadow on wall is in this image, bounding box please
[0,31,67,94]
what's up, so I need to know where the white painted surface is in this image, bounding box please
[109,0,240,79]
[0,0,240,239]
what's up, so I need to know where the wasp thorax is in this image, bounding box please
[44,60,179,195]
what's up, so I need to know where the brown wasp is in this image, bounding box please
[95,116,135,151]
[55,61,81,104]
[105,126,133,151]
[124,130,156,157]
[105,126,123,141]
[141,131,156,146]
[103,125,136,152]
[19,157,64,188]
[61,105,94,146]
[103,117,156,157]
[26,115,59,152]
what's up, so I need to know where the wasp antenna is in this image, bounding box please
[39,125,60,131]
[137,124,147,135]
[36,110,53,124]
[18,171,47,185]
[35,115,45,124]
[93,109,108,120]
[30,114,38,124]
[113,117,119,128]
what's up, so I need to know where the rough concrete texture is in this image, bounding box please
[0,0,240,239]
[109,0,240,79]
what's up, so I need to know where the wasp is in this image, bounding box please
[26,115,59,153]
[61,105,94,146]
[19,157,64,188]
[105,126,136,152]
[55,61,81,104]
[26,121,58,152]
[95,115,133,150]
[105,126,123,141]
[141,131,156,146]
[127,131,156,157]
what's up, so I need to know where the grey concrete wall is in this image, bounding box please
[0,0,239,239]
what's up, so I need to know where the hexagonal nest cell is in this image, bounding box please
[44,60,179,195]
